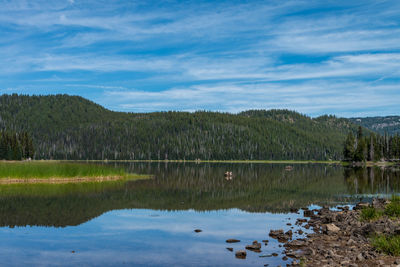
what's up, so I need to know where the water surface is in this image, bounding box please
[0,163,399,266]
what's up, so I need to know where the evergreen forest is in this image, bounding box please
[343,126,400,162]
[0,131,34,160]
[0,94,365,161]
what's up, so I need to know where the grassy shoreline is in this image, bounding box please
[0,161,148,184]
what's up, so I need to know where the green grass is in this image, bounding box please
[359,196,400,221]
[384,196,400,217]
[372,234,400,256]
[0,161,145,180]
[360,207,383,221]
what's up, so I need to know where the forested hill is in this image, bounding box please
[0,94,360,160]
[349,116,400,136]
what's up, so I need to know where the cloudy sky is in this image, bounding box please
[0,0,399,117]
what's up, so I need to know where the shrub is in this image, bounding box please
[372,235,400,256]
[360,207,382,221]
[384,196,400,217]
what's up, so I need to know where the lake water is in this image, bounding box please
[0,163,399,266]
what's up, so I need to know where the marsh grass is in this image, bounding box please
[0,161,142,180]
[372,234,400,256]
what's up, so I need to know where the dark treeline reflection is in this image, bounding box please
[0,163,399,227]
[344,166,400,196]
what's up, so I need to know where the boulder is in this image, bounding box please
[235,250,247,259]
[246,241,262,251]
[226,239,240,243]
[269,229,284,238]
[322,223,340,234]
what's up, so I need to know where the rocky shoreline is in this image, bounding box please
[267,199,400,266]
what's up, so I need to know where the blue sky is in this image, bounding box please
[0,0,399,117]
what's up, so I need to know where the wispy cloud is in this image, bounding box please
[0,0,399,116]
[101,80,400,117]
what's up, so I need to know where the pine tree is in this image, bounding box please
[368,135,375,161]
[343,132,356,161]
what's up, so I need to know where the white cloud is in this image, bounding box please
[99,80,400,116]
[0,0,399,115]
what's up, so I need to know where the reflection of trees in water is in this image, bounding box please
[0,163,358,227]
[344,167,400,195]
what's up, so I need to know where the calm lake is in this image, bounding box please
[0,163,399,266]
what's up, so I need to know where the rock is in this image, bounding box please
[296,218,307,224]
[246,241,262,251]
[322,223,340,234]
[226,247,233,252]
[356,253,364,261]
[354,202,369,210]
[290,208,299,213]
[226,239,240,243]
[269,229,284,238]
[235,250,246,259]
[347,238,357,246]
[270,229,293,242]
[194,229,202,233]
[302,247,315,256]
[280,198,400,266]
[304,210,314,217]
[285,251,300,259]
[282,256,288,261]
[284,239,306,249]
[372,198,388,209]
[298,229,304,235]
[272,253,278,256]
[277,236,289,243]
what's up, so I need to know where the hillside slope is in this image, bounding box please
[0,94,360,160]
[350,116,400,135]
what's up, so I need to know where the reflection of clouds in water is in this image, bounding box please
[0,208,298,266]
[97,209,298,239]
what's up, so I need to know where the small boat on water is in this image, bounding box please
[285,166,293,171]
[224,171,233,180]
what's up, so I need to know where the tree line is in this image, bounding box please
[0,131,34,160]
[0,94,361,161]
[343,126,400,162]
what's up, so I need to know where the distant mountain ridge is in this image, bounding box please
[0,94,362,160]
[350,116,400,135]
